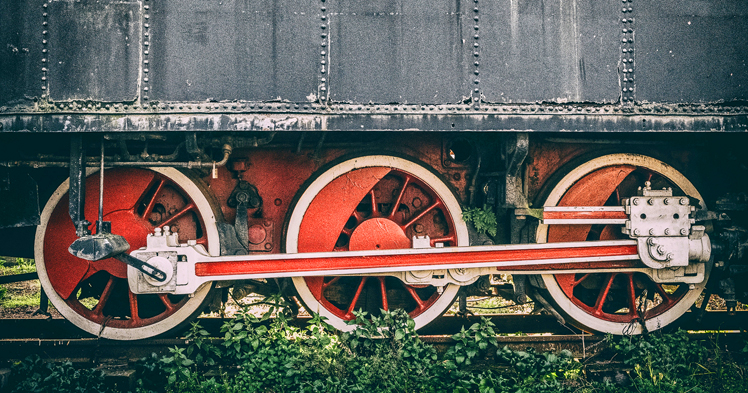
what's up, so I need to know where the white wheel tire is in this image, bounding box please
[35,167,219,340]
[536,153,710,335]
[286,155,469,331]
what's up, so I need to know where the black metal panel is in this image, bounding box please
[637,0,748,103]
[0,0,43,106]
[47,0,140,102]
[149,0,318,103]
[478,0,620,103]
[329,0,464,104]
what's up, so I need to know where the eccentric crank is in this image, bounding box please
[126,183,712,295]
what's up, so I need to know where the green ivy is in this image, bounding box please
[462,206,498,237]
[9,297,748,393]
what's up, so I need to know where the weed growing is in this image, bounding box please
[6,296,748,393]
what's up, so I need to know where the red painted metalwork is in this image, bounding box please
[294,166,459,321]
[548,165,688,324]
[43,169,209,329]
[543,210,628,220]
[193,244,638,276]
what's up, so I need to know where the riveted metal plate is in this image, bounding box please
[47,0,141,102]
[329,0,463,104]
[148,0,318,103]
[477,0,620,103]
[0,0,44,106]
[636,0,748,103]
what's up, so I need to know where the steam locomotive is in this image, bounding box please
[1,0,747,339]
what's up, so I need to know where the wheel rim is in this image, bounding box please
[35,167,219,340]
[286,156,468,331]
[537,154,709,334]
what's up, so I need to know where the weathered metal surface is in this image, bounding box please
[479,0,621,103]
[329,0,464,104]
[1,108,747,133]
[636,0,748,103]
[148,0,319,103]
[47,0,141,102]
[0,0,43,107]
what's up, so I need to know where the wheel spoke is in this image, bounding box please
[345,277,368,317]
[321,276,340,292]
[128,291,140,323]
[158,294,175,313]
[378,277,389,311]
[157,202,196,228]
[430,235,456,247]
[341,227,354,237]
[402,200,442,230]
[92,276,116,316]
[652,283,678,307]
[626,273,639,317]
[402,281,426,313]
[139,179,165,218]
[388,175,411,219]
[369,190,378,217]
[593,274,616,315]
[571,273,591,288]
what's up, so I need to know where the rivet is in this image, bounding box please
[474,34,479,39]
[473,42,479,47]
[43,12,48,17]
[321,15,326,20]
[664,228,671,235]
[144,60,149,64]
[321,7,326,11]
[473,51,479,57]
[622,18,628,23]
[144,68,149,73]
[680,198,687,205]
[42,40,47,45]
[474,7,479,12]
[42,49,47,53]
[41,86,46,90]
[41,76,46,81]
[144,41,150,46]
[622,8,627,12]
[474,25,479,30]
[474,79,479,84]
[321,33,327,38]
[474,16,479,21]
[321,24,326,29]
[632,198,639,205]
[474,88,479,93]
[664,198,670,205]
[144,5,149,9]
[628,7,633,11]
[321,50,326,55]
[144,50,149,55]
[680,228,687,235]
[144,14,149,19]
[144,87,149,91]
[42,21,47,26]
[623,59,628,63]
[321,60,326,65]
[474,70,479,75]
[144,23,149,28]
[633,228,640,236]
[43,3,47,8]
[41,58,47,62]
[42,67,47,72]
[474,61,480,66]
[144,77,149,82]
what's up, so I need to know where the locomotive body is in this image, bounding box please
[1,0,747,339]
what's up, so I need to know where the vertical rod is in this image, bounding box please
[69,135,90,237]
[98,139,104,225]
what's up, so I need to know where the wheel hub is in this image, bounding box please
[349,218,410,251]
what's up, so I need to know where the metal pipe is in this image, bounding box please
[0,144,233,169]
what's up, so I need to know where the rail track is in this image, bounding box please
[0,312,745,364]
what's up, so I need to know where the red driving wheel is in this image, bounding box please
[35,168,219,340]
[286,156,468,331]
[537,154,709,334]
